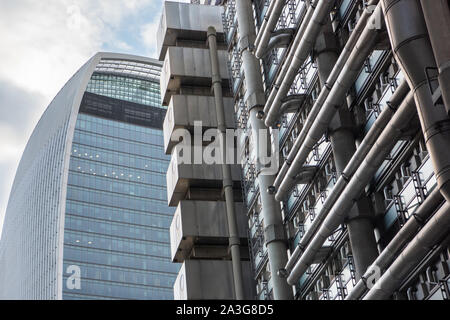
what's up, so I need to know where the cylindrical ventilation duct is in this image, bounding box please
[420,0,450,116]
[382,0,450,203]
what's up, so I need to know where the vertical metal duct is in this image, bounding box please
[382,0,450,203]
[235,0,293,300]
[420,0,450,116]
[207,26,245,300]
[263,0,319,117]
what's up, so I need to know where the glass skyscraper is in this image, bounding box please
[0,52,178,299]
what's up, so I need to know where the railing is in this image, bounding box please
[382,154,437,230]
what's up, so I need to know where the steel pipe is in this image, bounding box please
[275,3,385,201]
[346,188,444,300]
[420,0,450,116]
[286,91,417,285]
[207,26,245,300]
[283,79,409,274]
[255,0,288,59]
[235,0,293,300]
[263,0,334,126]
[263,0,318,118]
[254,0,278,49]
[382,0,450,204]
[363,201,450,300]
[273,0,380,193]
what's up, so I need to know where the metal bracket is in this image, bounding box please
[264,224,286,245]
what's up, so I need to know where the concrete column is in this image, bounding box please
[235,0,293,300]
[315,22,378,280]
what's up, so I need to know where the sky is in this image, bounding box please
[0,0,190,237]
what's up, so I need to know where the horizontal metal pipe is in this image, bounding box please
[345,188,444,300]
[255,0,287,59]
[286,91,417,285]
[275,3,384,201]
[283,79,409,273]
[273,0,380,191]
[264,0,334,126]
[363,200,450,300]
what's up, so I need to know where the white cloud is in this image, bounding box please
[0,78,47,238]
[0,0,158,103]
[140,0,191,58]
[0,0,193,236]
[0,0,155,235]
[141,19,162,58]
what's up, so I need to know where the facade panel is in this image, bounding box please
[161,0,450,300]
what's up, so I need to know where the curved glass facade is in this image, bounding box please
[86,74,162,108]
[0,53,178,299]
